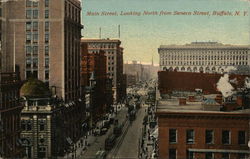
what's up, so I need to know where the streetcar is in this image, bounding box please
[113,124,122,137]
[105,135,116,151]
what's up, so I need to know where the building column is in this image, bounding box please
[47,115,51,157]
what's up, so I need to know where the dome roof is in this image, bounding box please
[20,78,51,98]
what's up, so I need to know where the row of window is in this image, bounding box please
[88,43,117,49]
[26,32,49,44]
[21,120,46,131]
[160,50,248,55]
[26,58,49,69]
[169,149,246,159]
[26,21,49,32]
[26,45,49,56]
[26,70,49,80]
[161,61,248,66]
[26,0,49,8]
[26,9,49,19]
[161,56,248,61]
[169,129,246,145]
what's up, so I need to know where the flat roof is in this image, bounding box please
[156,97,250,115]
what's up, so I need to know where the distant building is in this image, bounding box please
[158,42,250,72]
[20,79,65,158]
[81,39,125,103]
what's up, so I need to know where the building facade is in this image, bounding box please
[1,0,85,155]
[156,110,250,159]
[0,72,23,158]
[81,39,125,103]
[20,79,65,158]
[158,42,250,73]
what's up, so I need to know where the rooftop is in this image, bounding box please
[159,42,250,49]
[157,96,250,115]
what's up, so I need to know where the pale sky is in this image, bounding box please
[81,0,250,64]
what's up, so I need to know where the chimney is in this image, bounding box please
[179,98,186,105]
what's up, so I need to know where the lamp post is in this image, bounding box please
[89,72,96,132]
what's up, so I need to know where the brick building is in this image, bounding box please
[156,99,250,159]
[80,46,110,122]
[81,39,126,103]
[158,71,250,95]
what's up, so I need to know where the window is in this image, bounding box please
[169,149,176,159]
[206,130,214,144]
[45,58,49,68]
[39,121,45,131]
[26,0,32,7]
[238,131,246,145]
[21,120,26,130]
[33,58,38,68]
[45,10,49,18]
[26,32,32,43]
[45,33,49,43]
[33,21,38,31]
[26,9,32,19]
[33,46,38,56]
[33,32,38,43]
[26,58,31,68]
[186,129,194,144]
[33,9,38,19]
[26,71,32,78]
[45,21,49,31]
[169,129,177,143]
[45,46,49,56]
[38,147,46,158]
[26,22,32,31]
[205,152,213,159]
[187,151,194,159]
[45,0,49,7]
[26,46,32,56]
[221,153,229,159]
[45,70,49,80]
[33,1,38,7]
[33,71,38,78]
[222,130,230,144]
[27,121,32,131]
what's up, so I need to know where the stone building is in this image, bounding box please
[20,79,66,158]
[1,0,85,153]
[81,39,125,103]
[158,42,250,73]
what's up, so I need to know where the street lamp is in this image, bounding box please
[89,72,96,132]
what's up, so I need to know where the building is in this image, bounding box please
[156,98,250,159]
[20,79,65,158]
[80,48,110,123]
[81,39,125,103]
[0,72,23,158]
[156,71,250,159]
[158,71,250,95]
[158,42,250,72]
[1,0,85,154]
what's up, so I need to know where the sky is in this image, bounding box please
[81,0,250,64]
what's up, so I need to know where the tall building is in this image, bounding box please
[81,39,125,103]
[158,42,250,73]
[2,0,82,102]
[0,0,84,156]
[0,1,23,158]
